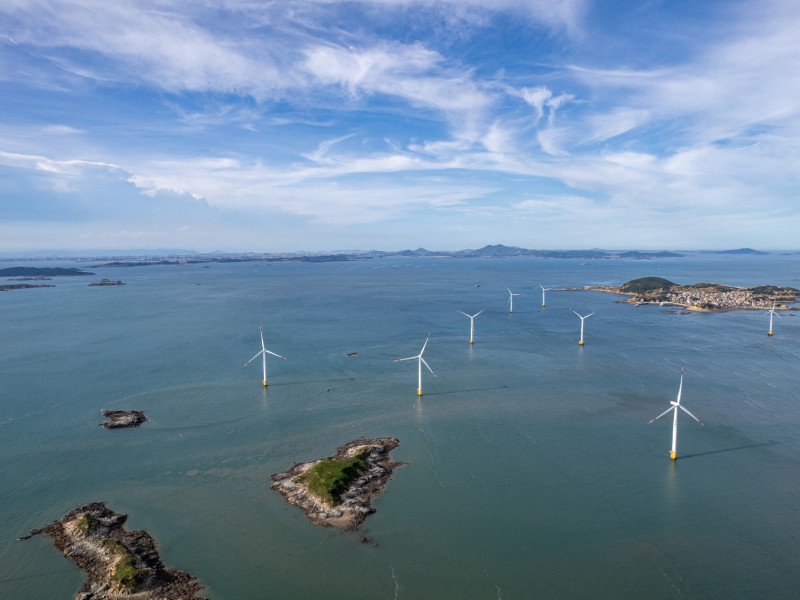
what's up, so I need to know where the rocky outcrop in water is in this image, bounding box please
[19,502,206,600]
[100,410,147,429]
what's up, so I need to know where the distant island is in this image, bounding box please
[19,502,206,600]
[580,277,799,311]
[271,438,403,537]
[0,267,93,277]
[89,278,125,287]
[1,282,55,291]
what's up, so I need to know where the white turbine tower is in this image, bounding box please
[647,364,704,460]
[539,284,551,307]
[243,326,287,386]
[394,332,436,396]
[507,287,521,313]
[571,310,595,345]
[767,301,782,336]
[457,308,486,344]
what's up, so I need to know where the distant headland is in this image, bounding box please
[577,277,799,311]
[19,502,206,600]
[271,437,404,538]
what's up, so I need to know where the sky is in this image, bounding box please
[2,0,800,253]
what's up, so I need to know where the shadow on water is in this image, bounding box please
[420,383,537,397]
[679,440,783,460]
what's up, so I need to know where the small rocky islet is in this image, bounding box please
[19,502,206,600]
[270,437,404,535]
[100,410,147,429]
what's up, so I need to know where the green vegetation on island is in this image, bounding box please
[295,451,371,505]
[102,538,146,591]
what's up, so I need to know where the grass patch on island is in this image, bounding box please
[296,451,371,505]
[77,513,100,535]
[102,539,146,590]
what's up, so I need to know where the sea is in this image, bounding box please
[2,253,800,599]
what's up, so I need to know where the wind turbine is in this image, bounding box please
[767,301,782,336]
[539,284,551,307]
[393,332,436,396]
[243,326,287,386]
[507,287,521,313]
[571,310,595,345]
[457,308,485,344]
[647,364,704,460]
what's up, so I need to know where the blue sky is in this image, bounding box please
[2,0,799,252]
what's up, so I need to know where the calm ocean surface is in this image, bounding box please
[2,254,800,599]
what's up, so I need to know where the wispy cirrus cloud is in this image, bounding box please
[2,0,800,251]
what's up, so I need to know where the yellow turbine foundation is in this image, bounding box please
[669,450,677,460]
[768,331,773,336]
[470,339,474,344]
[579,340,584,345]
[417,389,423,396]
[263,380,268,387]
[542,303,546,307]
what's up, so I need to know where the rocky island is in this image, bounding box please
[578,277,799,311]
[100,410,147,429]
[271,437,403,535]
[90,278,126,287]
[19,502,206,600]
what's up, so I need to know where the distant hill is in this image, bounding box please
[701,248,768,255]
[618,277,677,294]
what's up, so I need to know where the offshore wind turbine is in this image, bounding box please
[539,284,551,307]
[647,364,704,460]
[243,326,287,386]
[767,301,782,336]
[393,332,436,396]
[507,287,521,313]
[571,310,595,345]
[457,308,485,344]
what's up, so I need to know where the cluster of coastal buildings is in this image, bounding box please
[666,289,774,309]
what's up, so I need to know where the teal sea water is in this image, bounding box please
[2,255,800,599]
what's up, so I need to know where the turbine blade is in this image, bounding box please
[393,355,419,362]
[647,406,674,424]
[586,312,596,318]
[457,310,470,317]
[420,357,436,377]
[259,326,266,351]
[265,349,287,360]
[679,404,704,426]
[475,308,486,317]
[420,332,430,355]
[243,350,264,367]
